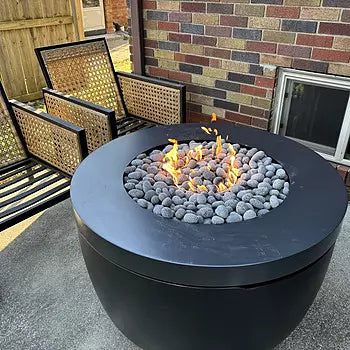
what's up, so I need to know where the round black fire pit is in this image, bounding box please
[71,123,347,350]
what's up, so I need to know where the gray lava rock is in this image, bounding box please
[151,195,160,205]
[128,172,143,180]
[223,192,235,201]
[162,197,172,207]
[175,208,186,219]
[175,189,185,198]
[144,189,156,201]
[153,204,163,215]
[251,173,264,182]
[212,216,225,225]
[254,187,269,196]
[197,207,214,218]
[154,173,166,182]
[125,165,136,174]
[250,198,264,209]
[212,200,225,208]
[183,213,199,224]
[131,159,143,166]
[272,179,284,190]
[243,209,257,221]
[276,168,286,179]
[258,209,269,216]
[161,207,174,218]
[270,195,280,208]
[226,212,243,223]
[236,201,250,215]
[147,165,158,175]
[247,148,258,158]
[247,179,258,188]
[242,193,253,202]
[137,199,148,208]
[128,189,144,198]
[154,181,167,189]
[225,199,238,209]
[215,205,229,219]
[150,153,164,162]
[251,150,265,162]
[207,196,216,204]
[197,194,207,204]
[172,196,183,205]
[124,182,135,190]
[158,193,168,202]
[142,180,153,193]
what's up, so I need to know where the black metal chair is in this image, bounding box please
[0,82,88,231]
[35,39,186,141]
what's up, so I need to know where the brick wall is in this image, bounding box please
[133,0,350,128]
[104,0,128,33]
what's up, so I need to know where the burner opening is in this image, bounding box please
[124,136,289,225]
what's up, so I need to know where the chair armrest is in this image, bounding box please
[10,100,88,176]
[115,71,186,125]
[43,88,117,153]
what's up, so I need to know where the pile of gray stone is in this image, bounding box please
[124,140,289,224]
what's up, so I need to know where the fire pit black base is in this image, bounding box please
[79,233,333,350]
[71,124,347,349]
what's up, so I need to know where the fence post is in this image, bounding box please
[130,0,144,75]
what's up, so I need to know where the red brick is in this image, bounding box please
[192,35,217,47]
[318,22,350,36]
[169,33,191,43]
[296,34,333,48]
[181,2,206,13]
[225,111,252,125]
[251,117,269,129]
[337,165,348,181]
[240,85,267,98]
[277,44,312,58]
[240,105,267,118]
[220,16,248,27]
[148,67,169,78]
[169,12,192,23]
[209,58,222,68]
[207,3,234,14]
[144,39,158,48]
[144,1,156,9]
[342,10,350,23]
[292,59,329,73]
[255,77,275,89]
[204,47,231,59]
[206,26,232,37]
[312,48,350,62]
[174,52,186,62]
[246,41,277,54]
[185,54,210,66]
[158,21,179,32]
[266,6,300,18]
[187,111,207,123]
[169,70,192,83]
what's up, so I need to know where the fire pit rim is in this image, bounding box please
[71,123,347,287]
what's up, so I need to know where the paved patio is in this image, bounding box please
[0,199,349,350]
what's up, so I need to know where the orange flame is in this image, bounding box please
[211,113,217,122]
[161,114,241,193]
[201,126,211,135]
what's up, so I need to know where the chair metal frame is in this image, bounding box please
[0,82,88,231]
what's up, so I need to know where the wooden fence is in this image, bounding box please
[0,0,84,101]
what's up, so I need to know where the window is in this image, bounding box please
[272,69,350,166]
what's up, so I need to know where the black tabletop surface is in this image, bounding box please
[71,123,348,287]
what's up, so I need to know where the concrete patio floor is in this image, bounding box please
[1,199,349,350]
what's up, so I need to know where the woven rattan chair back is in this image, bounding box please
[0,83,27,169]
[117,73,184,125]
[36,39,123,116]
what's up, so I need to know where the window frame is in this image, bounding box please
[272,68,350,166]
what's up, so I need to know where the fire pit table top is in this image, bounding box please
[71,123,347,287]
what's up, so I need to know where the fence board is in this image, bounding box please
[0,0,82,101]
